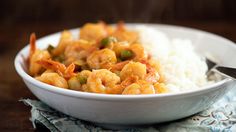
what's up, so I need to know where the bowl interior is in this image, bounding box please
[15,24,236,99]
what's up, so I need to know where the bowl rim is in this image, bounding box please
[15,23,235,100]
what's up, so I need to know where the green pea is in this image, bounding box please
[68,76,81,90]
[120,50,133,60]
[101,37,117,47]
[77,75,87,84]
[53,54,65,63]
[114,71,121,76]
[47,44,55,53]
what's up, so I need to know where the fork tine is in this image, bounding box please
[206,57,217,70]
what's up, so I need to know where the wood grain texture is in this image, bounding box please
[0,0,236,131]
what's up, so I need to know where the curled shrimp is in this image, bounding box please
[112,22,138,44]
[120,61,146,81]
[68,76,81,91]
[147,59,165,83]
[87,69,120,93]
[154,82,169,94]
[35,71,68,88]
[78,70,92,92]
[87,48,117,69]
[64,39,97,65]
[68,70,92,91]
[110,60,130,72]
[37,59,76,79]
[99,21,115,35]
[80,23,108,41]
[52,30,73,56]
[122,80,155,95]
[107,75,139,94]
[79,70,92,78]
[28,33,51,76]
[145,70,159,83]
[130,44,148,61]
[140,60,160,83]
[112,41,130,56]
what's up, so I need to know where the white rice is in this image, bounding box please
[134,26,209,93]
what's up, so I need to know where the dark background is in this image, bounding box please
[1,0,236,131]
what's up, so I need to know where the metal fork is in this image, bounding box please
[206,58,236,80]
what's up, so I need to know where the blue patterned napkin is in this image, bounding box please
[21,88,236,132]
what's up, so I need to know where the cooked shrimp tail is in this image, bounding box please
[29,33,36,62]
[28,33,51,76]
[64,63,76,79]
[37,59,66,75]
[117,21,125,31]
[37,59,76,79]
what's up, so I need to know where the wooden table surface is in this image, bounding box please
[0,20,235,131]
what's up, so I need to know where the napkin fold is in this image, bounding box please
[21,88,236,132]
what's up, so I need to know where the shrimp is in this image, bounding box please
[77,70,92,92]
[112,41,130,56]
[87,48,117,69]
[140,60,160,83]
[35,72,68,88]
[79,23,107,41]
[122,80,155,95]
[68,76,81,91]
[64,63,76,79]
[29,33,36,60]
[28,33,51,76]
[99,21,115,35]
[112,22,138,44]
[80,70,92,78]
[145,71,159,83]
[37,59,76,79]
[68,70,92,91]
[110,60,130,72]
[52,30,73,56]
[148,59,165,83]
[154,82,169,94]
[87,69,120,93]
[120,61,146,81]
[64,39,97,65]
[107,75,139,94]
[129,44,148,61]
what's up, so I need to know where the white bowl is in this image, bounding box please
[15,24,236,126]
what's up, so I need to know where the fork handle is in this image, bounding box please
[213,66,236,80]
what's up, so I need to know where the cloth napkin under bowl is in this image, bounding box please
[21,88,236,132]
